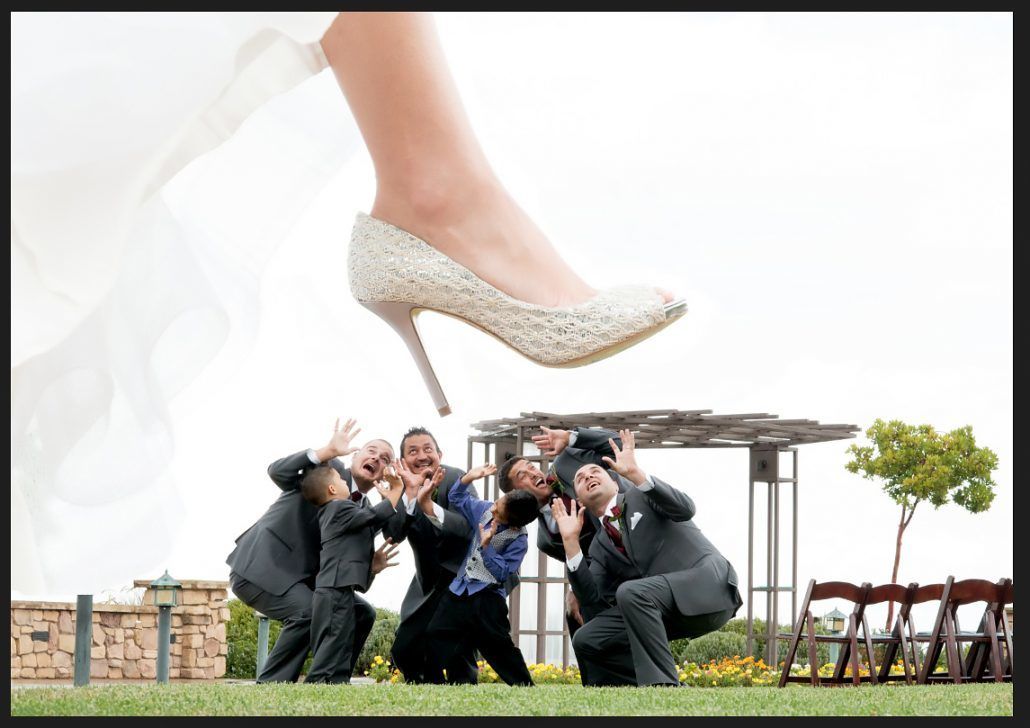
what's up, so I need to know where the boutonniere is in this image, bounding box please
[610,504,624,521]
[546,473,568,496]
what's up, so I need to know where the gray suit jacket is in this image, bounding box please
[315,497,400,592]
[226,449,406,596]
[568,475,743,623]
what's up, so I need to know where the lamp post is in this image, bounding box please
[150,570,182,684]
[824,607,847,667]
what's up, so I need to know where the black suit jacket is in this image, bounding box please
[226,449,406,596]
[568,475,743,623]
[315,497,400,592]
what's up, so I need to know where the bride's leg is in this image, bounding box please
[321,12,672,308]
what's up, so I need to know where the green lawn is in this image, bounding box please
[9,683,1012,716]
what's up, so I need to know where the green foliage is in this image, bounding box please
[845,419,998,513]
[225,598,283,679]
[669,637,692,664]
[681,631,748,665]
[353,610,399,677]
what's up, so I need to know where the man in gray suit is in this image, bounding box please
[552,429,743,687]
[226,418,406,683]
[388,426,480,684]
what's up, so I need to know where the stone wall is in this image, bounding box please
[10,580,229,680]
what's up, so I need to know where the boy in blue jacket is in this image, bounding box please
[417,463,539,686]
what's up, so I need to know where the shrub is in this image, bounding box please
[669,637,692,664]
[225,598,283,679]
[353,611,399,677]
[681,631,748,665]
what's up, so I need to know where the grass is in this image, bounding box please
[9,683,1012,716]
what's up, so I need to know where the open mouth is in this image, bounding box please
[362,462,376,476]
[414,459,433,470]
[585,478,601,492]
[534,476,546,488]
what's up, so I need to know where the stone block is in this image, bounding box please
[93,625,105,646]
[183,614,212,626]
[183,668,207,679]
[181,625,200,635]
[107,667,123,679]
[139,659,156,679]
[219,643,227,655]
[31,610,44,620]
[18,635,33,655]
[203,667,215,680]
[140,629,158,650]
[181,590,208,606]
[142,649,157,659]
[171,643,182,656]
[209,589,228,601]
[196,656,214,668]
[48,623,59,650]
[34,641,48,653]
[10,637,15,656]
[21,625,33,634]
[214,656,226,677]
[219,608,231,621]
[90,659,108,678]
[109,658,123,668]
[59,635,76,653]
[121,614,140,628]
[56,667,71,678]
[13,609,31,626]
[107,643,124,660]
[182,606,208,616]
[23,653,37,668]
[140,614,156,627]
[172,655,181,667]
[122,660,140,679]
[36,652,51,667]
[91,645,105,659]
[11,656,20,669]
[20,668,36,679]
[124,641,142,660]
[203,638,220,657]
[100,612,122,628]
[58,612,74,633]
[181,650,197,667]
[53,651,71,668]
[171,615,183,628]
[42,610,58,620]
[35,667,56,679]
[32,620,48,631]
[185,634,205,649]
[169,668,180,679]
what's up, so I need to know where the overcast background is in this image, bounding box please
[11,12,1011,657]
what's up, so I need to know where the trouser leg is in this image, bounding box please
[425,590,476,684]
[346,594,377,678]
[570,606,637,686]
[473,590,533,686]
[391,574,449,683]
[616,575,736,686]
[230,573,313,684]
[306,587,357,684]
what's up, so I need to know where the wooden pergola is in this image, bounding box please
[467,409,860,666]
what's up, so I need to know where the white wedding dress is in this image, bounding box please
[11,12,354,594]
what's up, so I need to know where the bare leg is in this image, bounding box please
[321,12,672,308]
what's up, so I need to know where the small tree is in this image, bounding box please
[845,419,998,631]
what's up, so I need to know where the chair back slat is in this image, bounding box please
[910,582,947,604]
[810,581,867,603]
[948,579,1005,606]
[865,583,910,605]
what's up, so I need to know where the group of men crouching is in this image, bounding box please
[225,419,742,687]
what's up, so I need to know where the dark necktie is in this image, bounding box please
[603,514,626,556]
[350,491,364,507]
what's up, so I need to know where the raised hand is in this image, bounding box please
[371,538,400,575]
[551,496,584,542]
[461,462,497,485]
[327,417,362,458]
[479,520,498,549]
[601,428,647,486]
[531,427,572,457]
[374,468,404,507]
[381,464,403,492]
[395,459,422,500]
[415,467,444,517]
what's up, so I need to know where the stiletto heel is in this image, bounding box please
[350,212,686,414]
[359,300,451,416]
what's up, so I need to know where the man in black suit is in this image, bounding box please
[388,426,481,684]
[497,426,623,634]
[226,418,405,683]
[552,429,743,687]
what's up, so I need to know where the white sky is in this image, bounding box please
[11,12,1012,657]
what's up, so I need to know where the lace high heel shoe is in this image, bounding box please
[349,212,687,415]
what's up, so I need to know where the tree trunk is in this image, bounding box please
[886,504,915,632]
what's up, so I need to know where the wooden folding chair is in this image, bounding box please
[889,581,949,683]
[778,580,871,687]
[863,582,918,684]
[918,577,1013,684]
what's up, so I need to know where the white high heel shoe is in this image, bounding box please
[349,212,687,415]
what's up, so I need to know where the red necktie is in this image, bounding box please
[350,491,364,505]
[603,515,626,556]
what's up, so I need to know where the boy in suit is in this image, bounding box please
[418,464,540,686]
[300,461,406,684]
[552,429,743,687]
